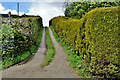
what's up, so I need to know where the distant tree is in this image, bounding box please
[64,1,120,19]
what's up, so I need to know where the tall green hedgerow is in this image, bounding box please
[1,16,43,69]
[49,6,120,78]
[84,7,120,78]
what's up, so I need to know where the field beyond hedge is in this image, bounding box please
[49,6,120,78]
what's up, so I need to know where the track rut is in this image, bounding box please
[1,27,76,78]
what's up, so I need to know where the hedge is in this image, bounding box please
[1,16,43,69]
[85,7,120,78]
[49,6,120,78]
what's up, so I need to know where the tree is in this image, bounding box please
[64,1,120,19]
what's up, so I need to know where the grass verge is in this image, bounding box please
[50,26,91,78]
[35,27,44,47]
[41,27,55,67]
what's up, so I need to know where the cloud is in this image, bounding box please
[0,0,65,2]
[27,2,65,26]
[1,9,24,16]
[0,3,5,12]
[0,3,24,15]
[0,2,65,27]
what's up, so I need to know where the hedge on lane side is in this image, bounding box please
[84,7,120,78]
[49,6,120,78]
[1,16,43,69]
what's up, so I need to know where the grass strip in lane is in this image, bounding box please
[41,27,55,67]
[50,26,91,78]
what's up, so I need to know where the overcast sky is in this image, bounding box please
[0,0,117,26]
[0,1,65,26]
[27,2,65,26]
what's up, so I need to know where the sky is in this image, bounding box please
[0,0,117,26]
[0,1,65,26]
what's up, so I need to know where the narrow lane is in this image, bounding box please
[1,27,77,78]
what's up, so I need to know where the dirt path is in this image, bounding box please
[1,27,77,78]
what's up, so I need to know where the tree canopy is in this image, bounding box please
[64,1,120,19]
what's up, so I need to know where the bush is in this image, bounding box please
[50,6,120,78]
[1,16,43,69]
